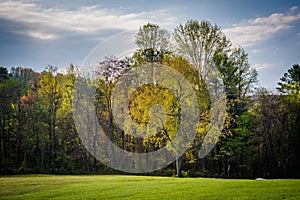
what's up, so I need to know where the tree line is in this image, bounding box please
[0,20,299,178]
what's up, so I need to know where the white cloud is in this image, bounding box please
[0,0,176,40]
[27,31,57,40]
[253,63,273,71]
[224,8,300,47]
[289,6,298,12]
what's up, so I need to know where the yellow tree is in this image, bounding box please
[38,65,63,172]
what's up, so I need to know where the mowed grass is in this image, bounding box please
[0,175,299,199]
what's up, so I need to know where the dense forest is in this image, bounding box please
[0,20,299,178]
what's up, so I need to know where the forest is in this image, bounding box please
[0,20,299,178]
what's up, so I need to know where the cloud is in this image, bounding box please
[0,0,176,40]
[224,8,300,47]
[289,6,298,12]
[24,31,57,40]
[253,63,273,71]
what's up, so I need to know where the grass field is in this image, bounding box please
[0,175,299,199]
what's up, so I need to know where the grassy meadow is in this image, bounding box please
[0,175,299,199]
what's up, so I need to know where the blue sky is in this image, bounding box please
[0,0,299,90]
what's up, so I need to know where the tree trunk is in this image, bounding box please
[93,157,97,173]
[86,153,90,174]
[200,157,206,171]
[16,103,21,170]
[176,156,183,177]
[41,143,44,170]
[60,135,65,172]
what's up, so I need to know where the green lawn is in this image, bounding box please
[0,175,299,199]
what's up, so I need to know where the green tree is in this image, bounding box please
[220,111,257,177]
[217,47,258,101]
[277,64,300,94]
[0,68,19,173]
[56,64,80,172]
[0,67,10,82]
[38,66,63,172]
[276,64,300,177]
[11,67,46,173]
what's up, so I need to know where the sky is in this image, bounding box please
[0,0,299,90]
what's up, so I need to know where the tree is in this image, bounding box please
[214,47,257,134]
[216,47,258,101]
[132,23,205,176]
[0,67,10,82]
[174,20,230,81]
[11,67,46,173]
[277,64,300,94]
[276,64,300,177]
[220,111,257,177]
[0,68,19,173]
[135,23,170,52]
[254,89,285,177]
[0,67,44,173]
[131,58,196,173]
[92,56,129,170]
[38,66,63,172]
[56,64,78,172]
[133,23,170,64]
[213,47,257,177]
[95,56,129,142]
[173,20,231,176]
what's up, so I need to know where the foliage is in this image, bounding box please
[0,21,298,178]
[135,23,170,52]
[277,64,300,94]
[174,20,230,81]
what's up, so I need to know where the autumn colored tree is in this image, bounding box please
[38,66,63,172]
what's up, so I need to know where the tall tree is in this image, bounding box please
[214,47,257,177]
[38,66,63,172]
[276,64,300,177]
[134,23,170,64]
[56,64,78,172]
[174,20,230,81]
[173,20,230,175]
[93,56,129,169]
[0,68,19,173]
[95,56,129,142]
[11,67,45,172]
[135,23,170,52]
